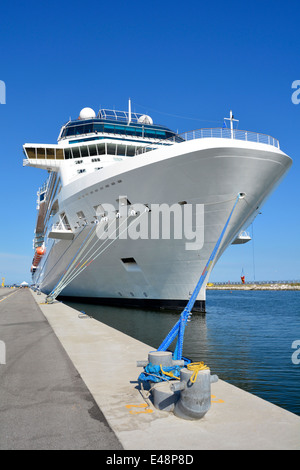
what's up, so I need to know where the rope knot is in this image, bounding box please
[187,362,209,383]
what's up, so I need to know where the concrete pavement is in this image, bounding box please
[0,288,122,450]
[1,287,299,450]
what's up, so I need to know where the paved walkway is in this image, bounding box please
[1,288,300,450]
[0,288,122,450]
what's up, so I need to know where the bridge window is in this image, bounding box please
[126,146,136,156]
[64,148,72,159]
[107,143,116,155]
[26,148,36,158]
[37,148,46,159]
[72,147,80,159]
[117,145,126,156]
[80,146,89,157]
[46,148,55,159]
[56,149,64,160]
[89,144,98,156]
[97,143,105,155]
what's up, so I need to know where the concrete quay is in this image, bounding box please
[0,287,122,450]
[0,287,299,450]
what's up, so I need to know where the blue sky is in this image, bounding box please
[0,0,299,284]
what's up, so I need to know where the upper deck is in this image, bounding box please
[58,108,181,143]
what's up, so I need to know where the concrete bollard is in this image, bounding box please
[171,367,218,420]
[137,351,185,368]
[152,381,180,412]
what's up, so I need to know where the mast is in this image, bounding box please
[224,110,239,139]
[128,98,131,125]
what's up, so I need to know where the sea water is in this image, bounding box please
[65,290,300,416]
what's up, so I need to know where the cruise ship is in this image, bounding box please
[23,103,292,312]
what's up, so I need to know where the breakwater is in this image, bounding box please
[207,282,300,291]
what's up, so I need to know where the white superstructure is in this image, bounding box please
[23,105,292,311]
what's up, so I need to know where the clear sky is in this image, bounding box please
[0,0,299,285]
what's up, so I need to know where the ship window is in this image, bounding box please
[107,144,116,155]
[120,257,141,272]
[94,124,104,133]
[26,148,36,158]
[135,128,143,137]
[156,130,166,137]
[46,148,55,159]
[126,146,136,157]
[56,149,64,160]
[121,257,136,264]
[64,148,72,159]
[104,124,115,132]
[117,145,126,156]
[89,144,97,156]
[82,123,93,134]
[77,169,86,174]
[145,129,155,138]
[76,211,85,219]
[97,143,105,155]
[37,148,46,159]
[80,146,89,157]
[75,125,84,135]
[114,125,126,132]
[126,127,136,136]
[66,126,74,136]
[91,157,101,162]
[72,147,80,159]
[75,159,83,164]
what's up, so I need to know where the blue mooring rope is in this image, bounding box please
[157,194,242,361]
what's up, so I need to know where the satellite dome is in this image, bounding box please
[79,107,96,120]
[138,114,153,125]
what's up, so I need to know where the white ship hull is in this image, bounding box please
[31,137,292,311]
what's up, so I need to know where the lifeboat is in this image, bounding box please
[31,246,46,272]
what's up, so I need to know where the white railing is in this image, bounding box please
[180,127,280,148]
[137,127,280,154]
[51,222,72,232]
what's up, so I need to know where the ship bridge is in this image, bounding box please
[58,108,182,143]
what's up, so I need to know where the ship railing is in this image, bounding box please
[239,230,250,237]
[137,127,280,154]
[180,127,280,148]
